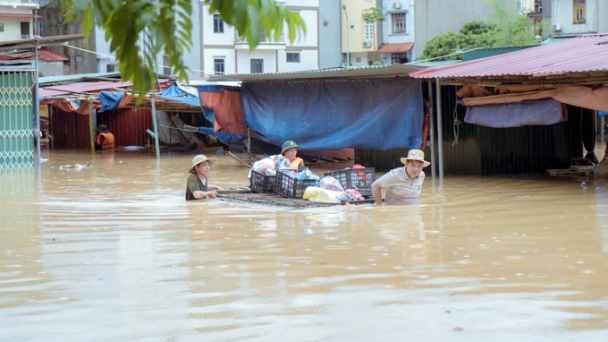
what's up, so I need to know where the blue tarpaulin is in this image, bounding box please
[197,105,244,143]
[599,111,608,117]
[240,78,424,150]
[98,91,125,112]
[159,85,201,107]
[464,98,564,128]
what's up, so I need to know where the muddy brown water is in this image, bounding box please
[2,150,608,341]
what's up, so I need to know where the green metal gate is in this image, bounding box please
[0,71,34,169]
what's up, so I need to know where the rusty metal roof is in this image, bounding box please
[410,34,608,82]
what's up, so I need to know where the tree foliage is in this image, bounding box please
[418,0,536,61]
[61,0,306,101]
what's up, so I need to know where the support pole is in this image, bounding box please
[151,97,160,159]
[427,81,436,179]
[88,98,95,155]
[247,127,251,153]
[435,78,444,180]
[33,40,41,165]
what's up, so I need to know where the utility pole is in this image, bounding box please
[342,4,349,68]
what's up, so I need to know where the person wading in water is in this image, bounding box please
[186,155,223,201]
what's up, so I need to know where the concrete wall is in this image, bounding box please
[235,50,276,74]
[39,61,65,77]
[318,0,342,68]
[40,0,97,74]
[413,0,511,59]
[551,0,600,36]
[0,5,37,41]
[381,0,415,44]
[341,0,378,61]
[202,48,236,75]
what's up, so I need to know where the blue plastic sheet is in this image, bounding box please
[241,78,424,150]
[464,98,564,128]
[98,91,125,112]
[196,106,244,143]
[599,111,608,117]
[159,85,201,107]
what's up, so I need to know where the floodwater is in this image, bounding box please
[2,150,608,341]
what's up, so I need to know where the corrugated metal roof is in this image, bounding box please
[39,73,121,85]
[0,34,84,51]
[45,81,132,93]
[207,64,425,83]
[0,48,69,62]
[410,34,608,80]
[461,45,538,61]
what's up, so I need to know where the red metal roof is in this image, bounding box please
[0,13,43,19]
[410,34,608,79]
[378,42,414,53]
[0,48,69,61]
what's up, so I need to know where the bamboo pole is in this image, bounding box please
[435,79,444,180]
[151,97,160,159]
[428,81,436,179]
[89,98,95,155]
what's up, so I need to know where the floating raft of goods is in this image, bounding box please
[216,186,375,208]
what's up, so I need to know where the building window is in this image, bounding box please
[251,59,264,73]
[213,14,224,33]
[392,53,408,64]
[37,21,43,36]
[573,0,586,24]
[286,52,300,63]
[365,23,374,40]
[214,58,225,75]
[163,55,171,75]
[106,64,116,72]
[0,23,4,33]
[391,13,406,34]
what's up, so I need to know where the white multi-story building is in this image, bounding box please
[201,0,321,76]
[95,0,202,78]
[0,0,41,42]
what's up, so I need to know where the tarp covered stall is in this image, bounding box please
[463,98,566,128]
[241,78,424,150]
[196,85,248,136]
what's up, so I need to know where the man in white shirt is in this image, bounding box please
[371,149,430,205]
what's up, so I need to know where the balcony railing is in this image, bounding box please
[0,34,31,42]
[235,32,285,44]
[0,0,39,5]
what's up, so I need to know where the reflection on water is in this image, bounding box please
[1,150,608,341]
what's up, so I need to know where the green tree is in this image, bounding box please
[61,0,306,101]
[418,1,536,61]
[362,7,385,63]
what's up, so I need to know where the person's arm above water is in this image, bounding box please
[192,190,217,199]
[372,180,383,205]
[188,175,217,199]
[208,184,222,191]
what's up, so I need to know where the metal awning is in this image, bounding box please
[0,34,84,51]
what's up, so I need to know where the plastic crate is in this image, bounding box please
[275,169,320,198]
[250,170,276,193]
[324,167,375,196]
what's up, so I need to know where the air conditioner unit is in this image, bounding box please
[553,23,562,31]
[363,41,372,48]
[393,2,402,9]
